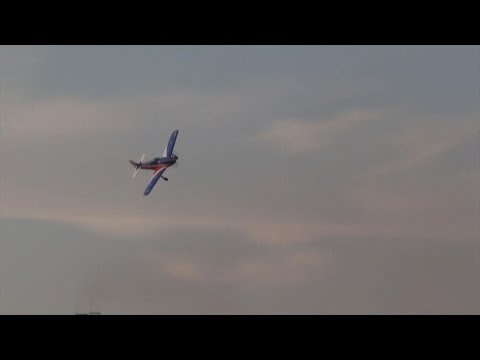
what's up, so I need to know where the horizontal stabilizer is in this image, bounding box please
[129,160,139,168]
[130,154,146,178]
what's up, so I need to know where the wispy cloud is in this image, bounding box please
[229,250,333,288]
[376,112,480,174]
[2,96,134,143]
[1,85,288,147]
[139,246,333,289]
[141,252,209,282]
[253,108,383,154]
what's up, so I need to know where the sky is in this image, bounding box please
[0,45,479,314]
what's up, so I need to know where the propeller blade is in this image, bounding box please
[172,153,179,167]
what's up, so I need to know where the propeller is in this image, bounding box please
[172,153,179,168]
[132,153,146,178]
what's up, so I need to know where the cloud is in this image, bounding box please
[229,250,333,288]
[142,252,208,282]
[253,108,383,154]
[344,179,480,243]
[2,46,480,314]
[0,84,287,148]
[3,218,479,314]
[376,111,480,174]
[94,226,334,290]
[2,97,134,143]
[4,152,478,244]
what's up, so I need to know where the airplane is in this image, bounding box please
[129,130,179,196]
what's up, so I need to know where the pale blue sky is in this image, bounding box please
[0,45,479,314]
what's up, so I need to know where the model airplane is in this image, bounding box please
[129,130,179,196]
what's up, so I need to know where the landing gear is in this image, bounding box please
[161,176,168,181]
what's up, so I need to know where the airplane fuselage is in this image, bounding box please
[129,155,177,172]
[141,156,176,170]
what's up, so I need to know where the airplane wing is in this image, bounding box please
[144,167,167,196]
[162,130,179,158]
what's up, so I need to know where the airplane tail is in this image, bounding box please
[130,154,146,178]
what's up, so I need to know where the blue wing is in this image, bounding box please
[162,130,179,158]
[144,168,167,196]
